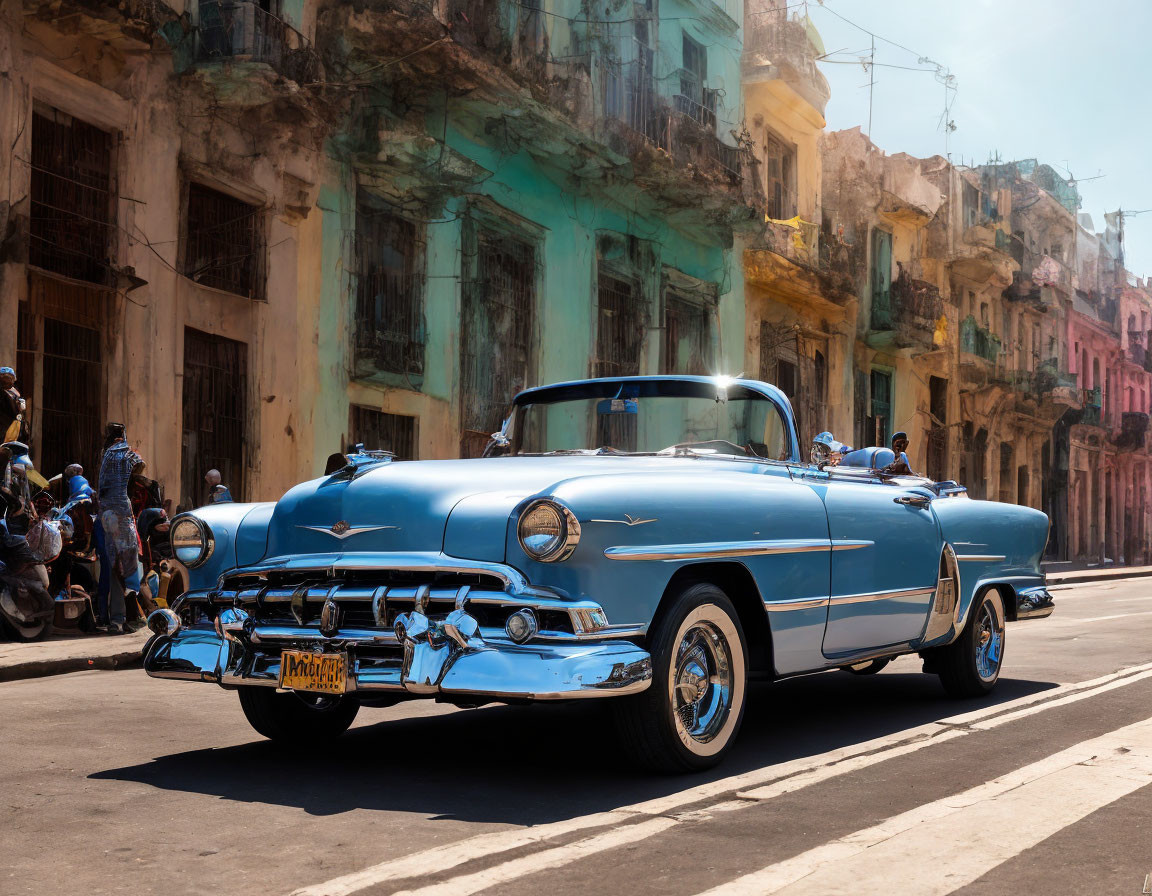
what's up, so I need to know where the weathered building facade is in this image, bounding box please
[1,0,330,509]
[4,0,1151,563]
[316,0,757,462]
[741,0,855,449]
[2,0,758,507]
[810,125,1152,564]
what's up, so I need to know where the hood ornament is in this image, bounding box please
[298,521,399,539]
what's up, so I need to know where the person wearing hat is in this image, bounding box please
[885,430,915,476]
[0,366,28,443]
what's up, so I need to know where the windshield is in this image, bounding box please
[508,380,792,459]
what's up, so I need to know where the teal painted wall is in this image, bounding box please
[313,0,748,458]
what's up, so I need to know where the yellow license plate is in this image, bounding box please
[279,650,347,695]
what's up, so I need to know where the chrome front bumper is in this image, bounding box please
[145,567,652,700]
[144,617,652,701]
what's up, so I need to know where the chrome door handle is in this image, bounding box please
[894,495,931,508]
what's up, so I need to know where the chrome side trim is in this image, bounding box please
[829,585,936,607]
[764,597,828,612]
[956,554,1007,562]
[604,538,871,561]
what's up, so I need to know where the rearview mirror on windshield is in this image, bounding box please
[596,398,638,416]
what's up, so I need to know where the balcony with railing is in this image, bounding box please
[195,0,321,84]
[1128,331,1147,368]
[1115,411,1150,451]
[745,215,860,308]
[959,316,1001,364]
[869,267,942,350]
[1034,359,1079,407]
[949,220,1017,286]
[26,0,182,53]
[599,59,748,188]
[743,15,830,115]
[1079,387,1103,428]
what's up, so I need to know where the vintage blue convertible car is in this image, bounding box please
[144,376,1053,771]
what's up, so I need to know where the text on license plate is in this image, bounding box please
[279,650,347,695]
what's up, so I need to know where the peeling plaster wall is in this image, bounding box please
[309,0,750,463]
[0,9,327,507]
[315,110,745,461]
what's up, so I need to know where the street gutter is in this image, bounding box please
[0,648,144,683]
[1045,566,1152,587]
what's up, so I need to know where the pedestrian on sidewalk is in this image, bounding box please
[203,469,233,505]
[96,424,146,635]
[0,366,28,443]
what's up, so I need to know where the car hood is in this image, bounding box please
[263,455,756,562]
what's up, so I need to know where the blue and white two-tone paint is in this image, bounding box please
[144,375,1053,772]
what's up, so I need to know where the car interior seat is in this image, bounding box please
[839,447,896,469]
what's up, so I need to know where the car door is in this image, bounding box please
[806,475,943,656]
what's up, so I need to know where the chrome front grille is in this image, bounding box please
[180,578,588,643]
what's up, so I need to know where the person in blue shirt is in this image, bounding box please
[203,469,233,505]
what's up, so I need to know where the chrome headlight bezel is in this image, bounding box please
[170,515,214,568]
[517,499,581,562]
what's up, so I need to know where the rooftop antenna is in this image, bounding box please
[921,55,957,156]
[1056,161,1106,187]
[1114,208,1152,276]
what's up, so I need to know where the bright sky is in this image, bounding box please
[806,0,1152,281]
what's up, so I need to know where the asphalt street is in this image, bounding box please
[3,577,1152,896]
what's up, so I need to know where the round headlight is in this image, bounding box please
[517,500,580,562]
[171,516,213,568]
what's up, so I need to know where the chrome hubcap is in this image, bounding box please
[974,600,1004,681]
[673,622,733,744]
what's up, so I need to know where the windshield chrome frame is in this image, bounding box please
[501,375,802,463]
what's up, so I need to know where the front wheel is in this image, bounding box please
[933,588,1006,698]
[238,687,360,744]
[612,583,748,773]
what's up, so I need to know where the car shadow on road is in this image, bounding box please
[89,669,1056,824]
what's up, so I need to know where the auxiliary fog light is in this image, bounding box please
[505,608,538,643]
[147,608,182,637]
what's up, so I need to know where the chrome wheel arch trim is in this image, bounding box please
[604,538,873,562]
[922,543,962,643]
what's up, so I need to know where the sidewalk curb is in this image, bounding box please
[1046,568,1152,587]
[0,646,144,683]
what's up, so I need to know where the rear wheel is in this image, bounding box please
[934,588,1005,698]
[613,583,748,773]
[237,687,360,743]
